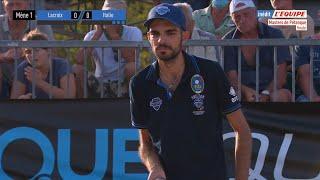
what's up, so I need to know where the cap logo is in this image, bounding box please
[235,2,246,8]
[155,6,170,15]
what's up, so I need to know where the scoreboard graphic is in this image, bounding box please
[12,10,126,25]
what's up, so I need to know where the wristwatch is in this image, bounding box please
[261,90,270,96]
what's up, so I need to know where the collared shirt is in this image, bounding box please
[187,27,220,61]
[295,37,320,94]
[223,22,290,91]
[192,5,235,38]
[130,51,240,180]
[83,25,142,82]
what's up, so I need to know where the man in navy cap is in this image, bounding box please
[130,3,252,180]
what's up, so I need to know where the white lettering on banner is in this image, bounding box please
[223,133,320,180]
[274,134,320,180]
[224,133,268,180]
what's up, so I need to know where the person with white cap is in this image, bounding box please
[223,0,292,102]
[130,3,251,180]
[74,0,142,98]
[193,0,234,39]
[260,0,319,102]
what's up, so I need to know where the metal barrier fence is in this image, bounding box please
[1,39,319,101]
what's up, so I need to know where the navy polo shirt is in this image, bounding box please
[223,22,290,91]
[295,40,320,93]
[129,52,241,180]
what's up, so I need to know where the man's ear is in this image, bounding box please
[182,31,191,41]
[146,31,151,41]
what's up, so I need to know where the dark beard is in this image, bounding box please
[155,40,182,62]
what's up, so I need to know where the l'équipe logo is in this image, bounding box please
[258,10,308,31]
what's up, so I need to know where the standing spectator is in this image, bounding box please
[74,0,142,98]
[193,0,235,39]
[11,30,75,99]
[0,0,54,98]
[294,33,320,102]
[260,0,314,39]
[223,0,291,102]
[174,2,220,61]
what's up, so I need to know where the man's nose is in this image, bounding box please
[157,34,167,44]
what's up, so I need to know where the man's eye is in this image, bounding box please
[167,32,176,36]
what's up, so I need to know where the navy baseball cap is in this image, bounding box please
[144,3,186,31]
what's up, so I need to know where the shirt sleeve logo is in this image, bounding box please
[229,87,239,103]
[150,97,163,111]
[190,74,205,94]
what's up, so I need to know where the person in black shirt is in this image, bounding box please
[130,3,252,180]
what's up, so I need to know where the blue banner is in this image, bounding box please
[0,100,319,179]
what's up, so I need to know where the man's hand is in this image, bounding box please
[312,95,320,102]
[104,25,121,40]
[92,25,104,41]
[1,48,23,63]
[148,166,166,180]
[312,33,320,40]
[259,94,270,102]
[243,87,256,102]
[18,93,32,99]
[24,66,45,85]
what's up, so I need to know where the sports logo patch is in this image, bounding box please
[155,6,170,15]
[229,87,237,97]
[150,97,163,111]
[191,94,205,116]
[190,74,204,94]
[229,87,239,103]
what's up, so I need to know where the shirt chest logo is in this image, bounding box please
[150,97,163,111]
[190,74,204,94]
[191,94,205,116]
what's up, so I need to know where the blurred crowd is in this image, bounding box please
[0,0,319,101]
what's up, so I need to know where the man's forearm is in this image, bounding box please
[139,143,163,172]
[36,80,67,98]
[76,48,94,65]
[298,64,319,98]
[0,52,9,63]
[120,48,136,62]
[235,126,252,180]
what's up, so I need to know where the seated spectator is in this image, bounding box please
[10,30,75,99]
[260,0,314,39]
[153,0,210,10]
[293,33,320,102]
[223,0,291,102]
[193,0,234,39]
[259,0,318,102]
[174,2,220,61]
[0,0,54,98]
[74,0,142,98]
